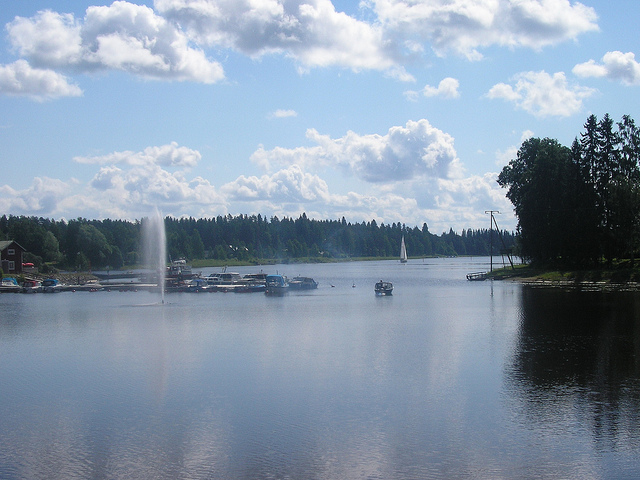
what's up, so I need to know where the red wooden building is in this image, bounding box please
[0,240,26,275]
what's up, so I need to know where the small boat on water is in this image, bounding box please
[207,271,243,290]
[375,280,393,295]
[234,283,266,293]
[184,278,212,292]
[42,278,62,293]
[21,280,42,293]
[0,277,20,293]
[265,274,289,295]
[288,276,318,290]
[400,236,408,263]
[466,272,488,281]
[234,273,268,293]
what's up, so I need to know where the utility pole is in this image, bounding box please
[485,210,500,272]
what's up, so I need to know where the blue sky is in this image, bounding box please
[0,0,638,233]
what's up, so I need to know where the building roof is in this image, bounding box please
[0,240,26,252]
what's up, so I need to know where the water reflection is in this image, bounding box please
[507,286,640,454]
[3,260,640,478]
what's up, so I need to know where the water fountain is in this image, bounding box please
[142,207,166,304]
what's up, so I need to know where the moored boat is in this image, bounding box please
[42,278,63,293]
[184,278,212,292]
[466,272,487,281]
[375,280,393,295]
[288,276,318,290]
[0,277,20,293]
[167,259,195,279]
[21,280,42,293]
[265,274,289,295]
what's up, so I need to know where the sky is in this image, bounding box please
[0,0,638,234]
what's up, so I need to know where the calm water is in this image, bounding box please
[1,258,639,479]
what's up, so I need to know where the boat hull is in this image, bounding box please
[374,281,393,295]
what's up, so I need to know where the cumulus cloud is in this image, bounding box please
[486,71,595,117]
[7,1,224,83]
[221,164,331,203]
[74,142,201,168]
[405,77,460,99]
[251,119,463,182]
[366,0,599,60]
[75,164,226,219]
[573,51,640,86]
[0,141,228,218]
[154,0,409,77]
[0,153,224,220]
[1,0,602,93]
[422,77,460,98]
[0,177,73,214]
[0,146,514,232]
[218,164,509,231]
[0,60,83,100]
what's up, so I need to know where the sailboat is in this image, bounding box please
[400,235,408,263]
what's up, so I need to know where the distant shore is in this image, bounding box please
[489,264,640,291]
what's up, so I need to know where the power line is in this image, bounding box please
[485,211,500,272]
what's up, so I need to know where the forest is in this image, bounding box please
[499,113,640,268]
[0,213,515,273]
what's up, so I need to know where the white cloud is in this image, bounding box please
[0,60,83,100]
[251,119,463,182]
[270,109,298,119]
[74,142,201,168]
[0,148,514,232]
[221,164,331,203]
[0,142,220,219]
[219,164,511,231]
[367,0,599,60]
[1,0,601,91]
[495,130,534,167]
[154,0,406,77]
[422,77,460,98]
[0,177,73,214]
[80,163,227,219]
[7,2,224,83]
[573,51,640,86]
[486,71,595,117]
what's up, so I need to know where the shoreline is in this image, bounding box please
[489,264,640,291]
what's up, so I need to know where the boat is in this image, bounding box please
[21,280,42,293]
[184,278,212,292]
[241,272,268,284]
[234,283,267,293]
[265,274,289,295]
[466,272,488,281]
[400,236,408,263]
[167,259,194,279]
[288,276,318,290]
[375,280,393,295]
[42,278,62,293]
[234,273,268,293]
[0,277,20,293]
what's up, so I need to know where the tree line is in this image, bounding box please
[0,213,515,272]
[498,113,640,267]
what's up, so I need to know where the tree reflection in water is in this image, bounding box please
[506,286,640,452]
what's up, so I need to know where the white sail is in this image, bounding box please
[400,236,408,263]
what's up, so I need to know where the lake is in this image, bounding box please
[1,257,639,479]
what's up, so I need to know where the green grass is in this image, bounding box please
[488,260,640,284]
